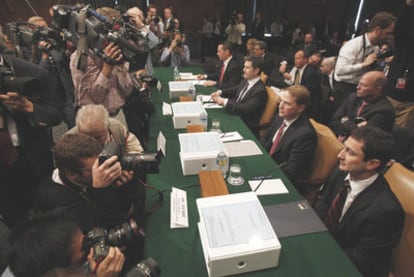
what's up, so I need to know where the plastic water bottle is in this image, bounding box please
[216,151,229,178]
[199,110,208,131]
[173,66,179,81]
[188,85,196,100]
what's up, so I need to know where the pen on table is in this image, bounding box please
[251,175,273,180]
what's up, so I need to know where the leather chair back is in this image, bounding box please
[307,119,343,183]
[384,162,414,277]
[258,86,279,138]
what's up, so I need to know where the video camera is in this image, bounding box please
[0,62,41,98]
[98,141,161,174]
[5,21,69,51]
[51,5,148,66]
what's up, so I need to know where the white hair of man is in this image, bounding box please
[76,104,109,132]
[322,56,336,69]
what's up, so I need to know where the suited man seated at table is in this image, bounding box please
[314,127,404,277]
[210,55,268,137]
[330,71,395,140]
[197,42,242,89]
[261,85,317,188]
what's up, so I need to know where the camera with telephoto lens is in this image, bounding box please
[82,218,144,263]
[125,257,161,277]
[5,21,68,51]
[0,64,41,98]
[51,5,148,66]
[98,141,161,174]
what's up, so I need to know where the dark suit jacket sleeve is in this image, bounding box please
[314,168,345,219]
[330,96,352,135]
[225,82,267,120]
[10,55,63,127]
[344,205,404,276]
[281,124,317,180]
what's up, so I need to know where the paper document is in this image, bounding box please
[224,140,263,157]
[203,103,223,109]
[157,131,166,156]
[172,102,204,115]
[179,72,198,80]
[248,179,289,195]
[179,132,224,153]
[219,131,243,142]
[170,187,189,228]
[162,102,172,115]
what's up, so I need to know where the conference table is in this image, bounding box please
[143,67,361,277]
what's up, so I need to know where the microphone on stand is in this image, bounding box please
[253,162,287,193]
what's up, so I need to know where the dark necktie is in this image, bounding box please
[236,82,249,102]
[356,101,367,117]
[219,63,225,84]
[269,122,286,156]
[294,69,301,85]
[325,181,351,233]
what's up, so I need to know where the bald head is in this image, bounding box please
[356,71,387,101]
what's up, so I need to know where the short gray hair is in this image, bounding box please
[75,104,109,132]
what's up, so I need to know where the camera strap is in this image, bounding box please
[137,178,164,214]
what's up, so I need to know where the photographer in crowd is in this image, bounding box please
[28,16,76,128]
[0,54,63,227]
[333,12,396,110]
[160,32,190,67]
[225,12,246,53]
[69,7,134,116]
[33,133,127,232]
[5,214,124,277]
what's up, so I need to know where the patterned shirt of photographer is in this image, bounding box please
[70,47,134,116]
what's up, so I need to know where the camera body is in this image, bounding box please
[0,63,41,98]
[98,141,161,174]
[82,218,144,263]
[5,21,67,51]
[51,5,148,65]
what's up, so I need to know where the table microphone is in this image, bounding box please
[253,162,287,192]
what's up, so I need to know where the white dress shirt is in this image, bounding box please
[334,33,379,85]
[339,173,379,221]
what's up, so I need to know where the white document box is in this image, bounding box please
[196,192,281,277]
[172,102,206,129]
[168,81,193,98]
[178,132,227,176]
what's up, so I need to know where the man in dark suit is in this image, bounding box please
[197,42,242,90]
[331,71,395,139]
[0,54,63,227]
[211,55,267,136]
[296,33,319,56]
[253,40,276,76]
[278,49,322,120]
[261,85,317,186]
[314,127,404,277]
[250,11,265,40]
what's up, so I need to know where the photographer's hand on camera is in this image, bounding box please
[88,247,125,277]
[115,170,134,187]
[0,92,34,113]
[362,53,377,68]
[102,43,124,77]
[92,156,122,188]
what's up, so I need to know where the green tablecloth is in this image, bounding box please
[143,67,361,277]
